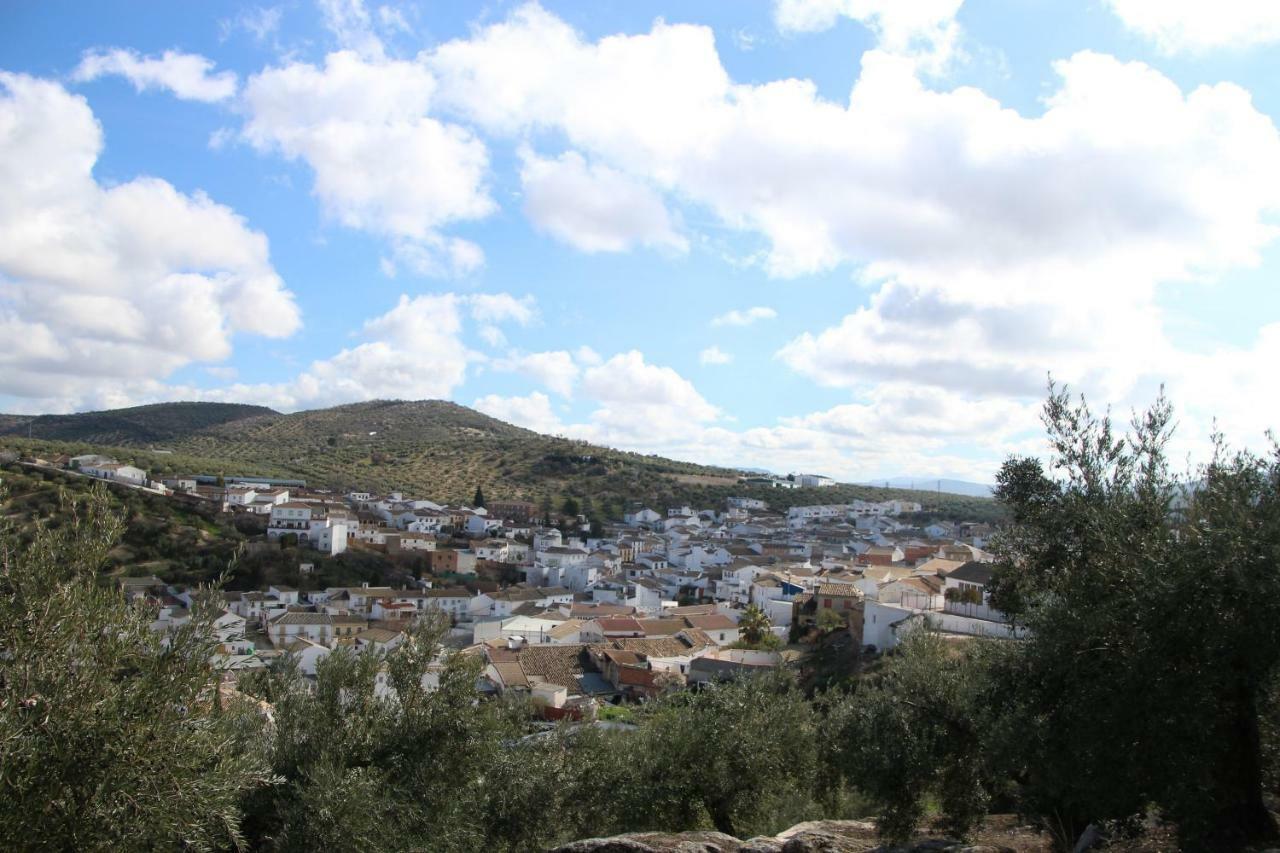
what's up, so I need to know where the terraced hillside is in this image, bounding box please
[0,399,1006,523]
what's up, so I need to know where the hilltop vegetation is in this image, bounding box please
[0,400,1005,523]
[0,464,437,592]
[0,401,277,445]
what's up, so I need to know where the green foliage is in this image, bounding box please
[737,603,771,645]
[241,616,550,852]
[985,387,1280,848]
[0,486,270,851]
[832,632,993,843]
[1,399,1000,523]
[816,608,848,633]
[568,671,833,839]
[731,631,784,652]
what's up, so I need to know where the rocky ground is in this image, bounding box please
[548,816,1055,853]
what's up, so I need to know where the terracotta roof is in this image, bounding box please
[597,617,645,634]
[612,637,700,658]
[516,644,595,695]
[272,612,332,625]
[569,604,636,618]
[549,619,585,639]
[637,619,684,636]
[668,604,717,616]
[357,628,401,644]
[684,614,736,631]
[489,661,529,689]
[424,587,471,598]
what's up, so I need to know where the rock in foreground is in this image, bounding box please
[548,819,1035,853]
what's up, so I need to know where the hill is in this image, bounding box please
[0,402,276,445]
[0,400,1006,523]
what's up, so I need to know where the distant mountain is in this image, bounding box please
[0,399,1005,522]
[863,477,995,499]
[0,402,277,446]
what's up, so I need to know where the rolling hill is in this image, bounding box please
[0,400,1007,523]
[0,402,277,445]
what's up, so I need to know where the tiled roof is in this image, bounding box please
[597,617,644,633]
[612,637,699,658]
[272,612,333,626]
[684,614,736,631]
[948,561,994,585]
[516,644,596,695]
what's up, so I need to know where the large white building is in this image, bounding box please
[268,502,348,555]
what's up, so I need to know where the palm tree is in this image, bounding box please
[739,604,771,646]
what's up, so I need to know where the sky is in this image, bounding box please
[2,0,1280,484]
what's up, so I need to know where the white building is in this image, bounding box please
[80,461,147,486]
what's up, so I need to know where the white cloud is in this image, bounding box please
[468,293,536,326]
[772,0,964,71]
[72,48,238,102]
[473,391,564,434]
[226,6,283,42]
[699,346,733,365]
[194,292,478,411]
[317,0,385,58]
[712,306,777,327]
[241,50,494,276]
[574,345,602,366]
[0,73,298,408]
[477,325,507,347]
[495,350,580,398]
[1105,0,1280,53]
[432,11,1280,280]
[519,148,687,253]
[426,5,1280,470]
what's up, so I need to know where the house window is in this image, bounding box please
[823,599,832,608]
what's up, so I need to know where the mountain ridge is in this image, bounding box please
[0,400,1006,522]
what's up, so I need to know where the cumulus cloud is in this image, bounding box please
[0,73,298,408]
[772,0,963,71]
[519,148,687,253]
[175,290,535,412]
[468,293,536,326]
[72,48,238,102]
[473,391,564,434]
[1105,0,1280,53]
[425,5,1280,469]
[699,346,733,365]
[241,50,493,275]
[494,350,581,398]
[431,10,1280,280]
[712,306,777,327]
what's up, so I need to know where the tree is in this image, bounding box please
[472,485,486,508]
[833,631,993,843]
[561,496,581,518]
[986,386,1280,848]
[738,604,771,646]
[583,671,824,839]
[816,608,847,633]
[0,488,269,850]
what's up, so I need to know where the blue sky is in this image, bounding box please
[2,0,1279,482]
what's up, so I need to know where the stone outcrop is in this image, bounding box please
[548,820,1022,853]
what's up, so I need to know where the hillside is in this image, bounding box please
[0,400,1006,523]
[0,402,276,445]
